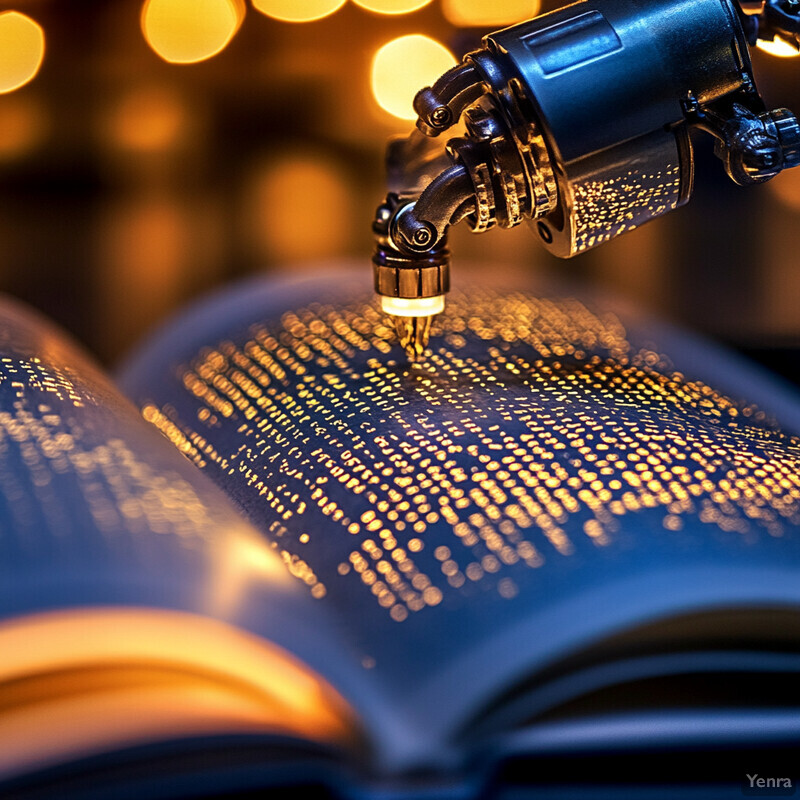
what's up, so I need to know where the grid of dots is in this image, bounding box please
[142,287,800,623]
[572,165,681,252]
[0,354,225,557]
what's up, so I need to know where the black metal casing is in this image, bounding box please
[482,0,753,255]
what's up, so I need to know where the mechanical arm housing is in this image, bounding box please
[372,0,800,358]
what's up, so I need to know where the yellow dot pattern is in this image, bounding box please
[0,350,242,568]
[572,165,682,252]
[139,286,800,623]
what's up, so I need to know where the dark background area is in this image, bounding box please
[0,0,799,385]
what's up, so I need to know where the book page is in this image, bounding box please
[0,296,362,773]
[120,267,800,764]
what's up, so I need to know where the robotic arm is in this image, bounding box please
[372,0,800,359]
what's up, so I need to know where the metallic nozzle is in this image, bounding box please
[380,295,445,360]
[394,315,433,361]
[373,208,450,360]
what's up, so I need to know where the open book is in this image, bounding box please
[1,267,800,798]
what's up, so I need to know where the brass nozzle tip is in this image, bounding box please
[394,315,433,361]
[379,295,445,361]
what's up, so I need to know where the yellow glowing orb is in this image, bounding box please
[141,0,244,64]
[756,35,800,58]
[442,0,539,28]
[252,0,346,23]
[353,0,433,15]
[0,12,45,94]
[371,35,456,121]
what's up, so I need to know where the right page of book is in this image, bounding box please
[119,267,800,768]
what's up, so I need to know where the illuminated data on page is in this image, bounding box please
[0,352,248,563]
[141,287,800,625]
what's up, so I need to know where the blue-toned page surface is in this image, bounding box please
[0,295,370,777]
[120,268,800,760]
[0,294,348,634]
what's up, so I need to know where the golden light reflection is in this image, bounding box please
[245,152,353,263]
[442,0,539,28]
[353,0,433,16]
[106,86,188,153]
[141,0,245,64]
[756,35,800,58]
[0,95,47,161]
[252,0,346,23]
[211,531,300,615]
[0,12,45,94]
[0,608,356,778]
[371,35,456,121]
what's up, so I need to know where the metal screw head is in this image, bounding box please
[430,107,452,128]
[413,227,434,247]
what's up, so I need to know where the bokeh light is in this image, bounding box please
[251,0,346,23]
[371,35,456,120]
[442,0,539,28]
[352,0,433,15]
[95,195,223,360]
[106,86,188,154]
[245,152,353,264]
[0,95,47,160]
[141,0,245,64]
[756,35,800,58]
[0,12,45,94]
[769,167,800,213]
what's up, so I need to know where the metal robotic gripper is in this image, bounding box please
[372,0,800,360]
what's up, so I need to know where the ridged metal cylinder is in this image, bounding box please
[478,0,752,256]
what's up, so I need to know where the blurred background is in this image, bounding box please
[0,0,799,381]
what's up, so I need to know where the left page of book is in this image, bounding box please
[0,296,363,782]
